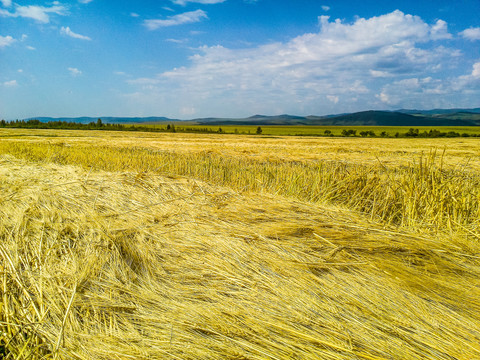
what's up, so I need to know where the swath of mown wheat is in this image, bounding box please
[0,132,479,359]
[0,140,479,234]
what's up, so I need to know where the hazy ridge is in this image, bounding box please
[23,108,480,126]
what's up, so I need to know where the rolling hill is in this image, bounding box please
[196,111,479,126]
[20,108,480,126]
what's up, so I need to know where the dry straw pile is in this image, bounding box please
[0,135,480,359]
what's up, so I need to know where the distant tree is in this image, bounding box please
[380,131,387,137]
[324,129,332,136]
[446,131,460,137]
[218,127,223,133]
[405,128,419,137]
[256,126,262,135]
[97,118,103,127]
[167,124,171,130]
[341,129,357,137]
[428,129,441,137]
[27,119,40,126]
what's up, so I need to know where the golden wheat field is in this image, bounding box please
[1,128,480,360]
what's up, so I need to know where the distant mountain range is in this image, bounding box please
[24,108,480,127]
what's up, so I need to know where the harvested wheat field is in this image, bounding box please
[1,129,480,359]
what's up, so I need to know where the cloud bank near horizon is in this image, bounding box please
[125,10,479,118]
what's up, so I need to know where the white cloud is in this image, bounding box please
[4,80,18,87]
[16,4,67,23]
[454,62,480,85]
[327,95,338,104]
[430,19,452,40]
[472,62,480,78]
[321,5,330,11]
[26,45,35,50]
[369,70,391,78]
[78,0,94,3]
[17,69,23,73]
[171,0,225,5]
[376,91,391,105]
[144,9,207,29]
[126,11,474,116]
[130,12,139,17]
[0,4,67,23]
[460,27,480,41]
[68,67,82,77]
[180,106,196,116]
[60,26,91,40]
[1,0,11,7]
[166,38,186,43]
[378,67,480,109]
[0,35,15,48]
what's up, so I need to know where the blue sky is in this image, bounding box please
[1,0,480,120]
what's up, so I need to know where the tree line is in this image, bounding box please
[0,119,221,133]
[331,128,479,138]
[1,119,479,137]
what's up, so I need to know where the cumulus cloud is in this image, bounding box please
[0,4,67,23]
[321,5,330,11]
[4,80,18,87]
[171,0,225,5]
[430,19,452,40]
[460,27,480,41]
[472,62,480,78]
[60,26,91,40]
[126,10,474,116]
[376,77,445,107]
[378,62,480,109]
[0,35,15,48]
[0,0,12,7]
[144,9,207,29]
[78,0,93,3]
[68,67,82,77]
